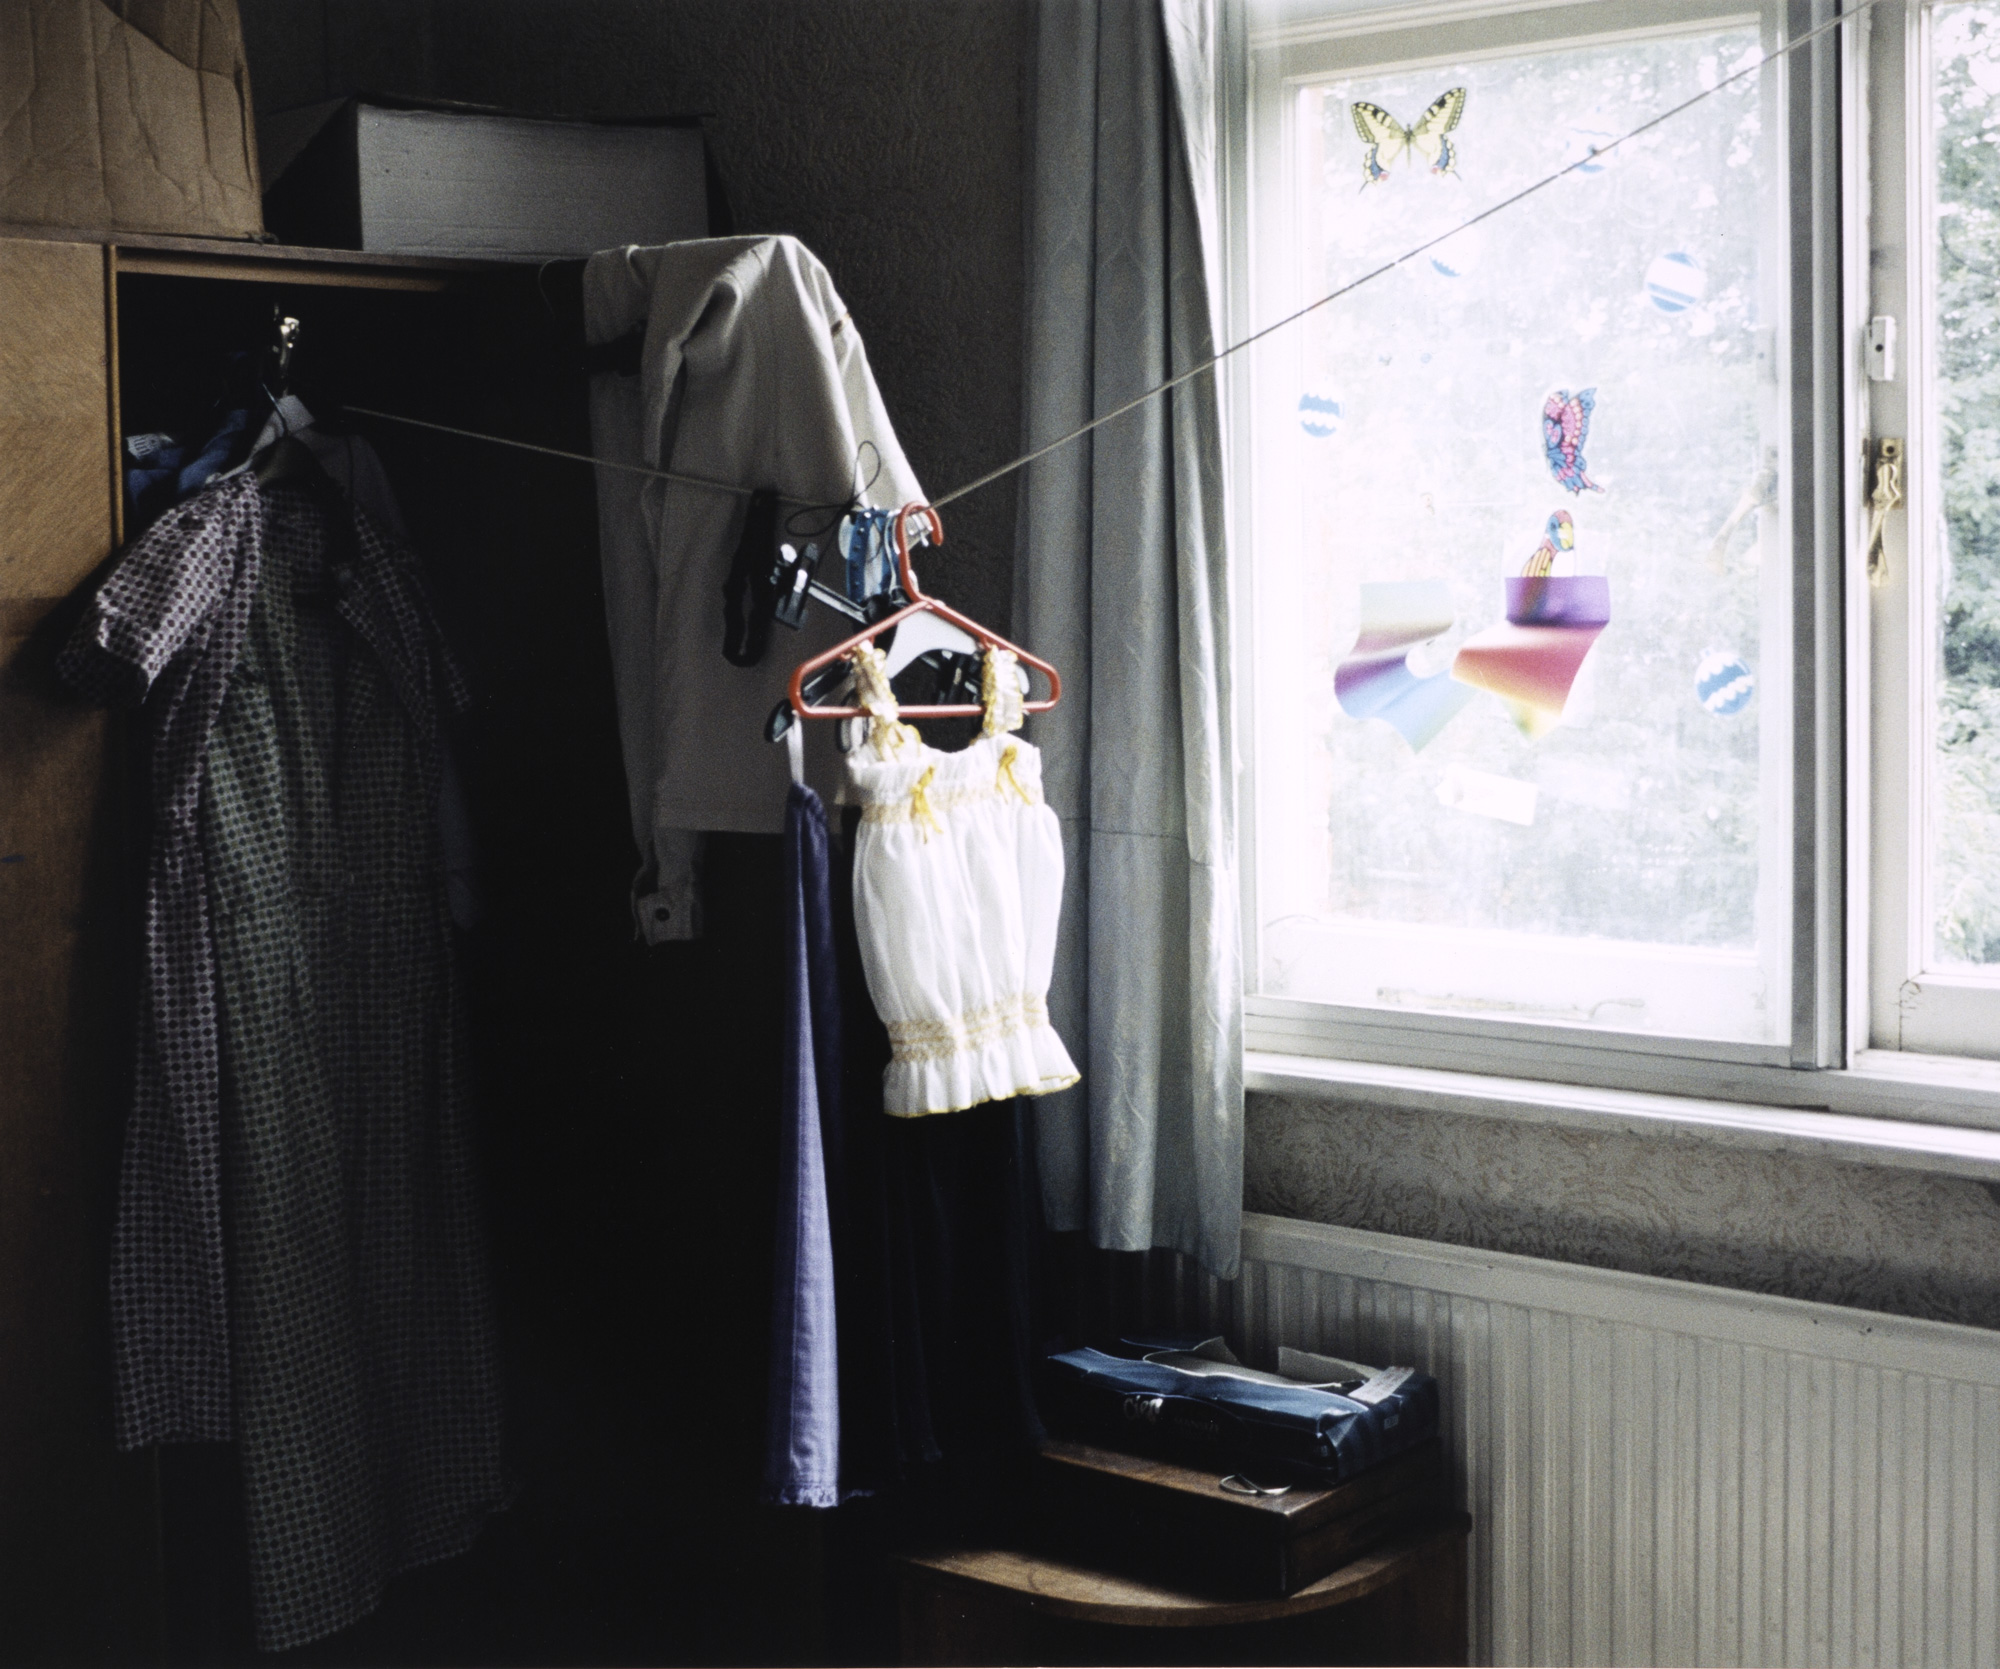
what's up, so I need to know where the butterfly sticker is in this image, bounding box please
[1350,89,1468,186]
[1542,389,1606,495]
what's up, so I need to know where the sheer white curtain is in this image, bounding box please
[1016,0,1243,1278]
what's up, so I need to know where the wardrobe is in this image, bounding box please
[0,228,823,1663]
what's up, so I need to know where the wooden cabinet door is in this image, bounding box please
[0,235,160,1658]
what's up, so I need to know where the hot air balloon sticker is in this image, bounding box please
[1694,651,1754,716]
[1644,251,1708,315]
[1298,387,1342,439]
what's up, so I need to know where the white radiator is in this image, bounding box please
[1150,1213,2000,1668]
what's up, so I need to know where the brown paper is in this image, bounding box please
[0,0,263,239]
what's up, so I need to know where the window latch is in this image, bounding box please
[1866,437,1904,589]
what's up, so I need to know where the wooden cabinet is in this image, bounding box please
[0,238,116,584]
[0,234,160,1660]
[0,228,500,1658]
[0,221,816,1664]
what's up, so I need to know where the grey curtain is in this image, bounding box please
[1017,0,1244,1278]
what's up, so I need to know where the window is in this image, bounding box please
[1865,0,2000,1060]
[1233,0,1847,1086]
[1229,0,2000,1092]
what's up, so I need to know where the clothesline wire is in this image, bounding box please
[338,0,1872,521]
[337,404,828,505]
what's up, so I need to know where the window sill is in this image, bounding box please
[1245,1049,2000,1183]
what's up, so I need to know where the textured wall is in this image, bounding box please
[237,0,1027,627]
[1248,1090,2000,1331]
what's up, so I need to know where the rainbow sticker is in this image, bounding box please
[1336,580,1476,750]
[1450,575,1610,737]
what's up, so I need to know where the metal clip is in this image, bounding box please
[1865,437,1904,589]
[771,541,821,630]
[765,539,867,639]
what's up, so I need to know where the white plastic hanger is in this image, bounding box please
[881,609,979,678]
[880,609,1029,694]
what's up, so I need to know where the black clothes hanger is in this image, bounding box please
[248,311,329,490]
[762,631,990,743]
[262,307,303,405]
[253,434,327,489]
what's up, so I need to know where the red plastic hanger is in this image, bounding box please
[786,503,1062,722]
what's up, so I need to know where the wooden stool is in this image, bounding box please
[895,1513,1469,1667]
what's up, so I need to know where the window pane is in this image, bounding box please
[1249,17,1789,1042]
[1930,4,2000,969]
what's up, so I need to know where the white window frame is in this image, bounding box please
[1225,0,2000,1131]
[1858,0,2000,1061]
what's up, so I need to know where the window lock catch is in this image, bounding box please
[1866,315,1898,383]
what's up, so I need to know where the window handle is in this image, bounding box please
[1866,437,1904,589]
[1705,446,1779,572]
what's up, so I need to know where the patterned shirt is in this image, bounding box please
[61,473,506,1649]
[61,476,267,1444]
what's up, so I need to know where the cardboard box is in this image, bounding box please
[0,0,263,239]
[263,97,710,261]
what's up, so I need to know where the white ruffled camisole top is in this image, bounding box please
[845,644,1080,1117]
